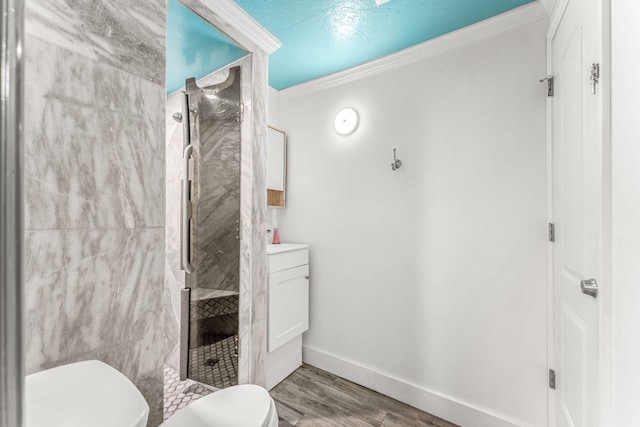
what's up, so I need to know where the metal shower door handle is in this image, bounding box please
[580,278,598,298]
[181,144,193,274]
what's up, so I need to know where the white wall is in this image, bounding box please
[269,20,548,427]
[539,0,558,17]
[611,1,640,425]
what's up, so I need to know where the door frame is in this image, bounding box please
[0,0,25,427]
[545,0,613,425]
[174,0,281,386]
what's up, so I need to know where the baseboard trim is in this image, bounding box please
[302,345,536,427]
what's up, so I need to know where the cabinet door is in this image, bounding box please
[268,265,309,352]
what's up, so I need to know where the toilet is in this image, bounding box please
[24,360,278,427]
[161,384,278,427]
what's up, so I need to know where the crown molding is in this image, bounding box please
[277,2,547,100]
[199,0,282,54]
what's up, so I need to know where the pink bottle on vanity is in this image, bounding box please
[272,227,281,244]
[271,209,281,244]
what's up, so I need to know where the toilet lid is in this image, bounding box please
[163,384,274,427]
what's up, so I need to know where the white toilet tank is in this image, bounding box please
[25,360,149,427]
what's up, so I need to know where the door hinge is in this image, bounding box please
[540,76,554,97]
[239,102,245,122]
[549,369,556,389]
[548,223,555,242]
[590,63,600,95]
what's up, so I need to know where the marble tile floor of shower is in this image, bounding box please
[188,334,238,387]
[164,363,458,426]
[164,364,213,420]
[164,335,238,419]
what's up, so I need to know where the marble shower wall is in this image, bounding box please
[248,49,269,387]
[165,90,184,369]
[24,1,166,426]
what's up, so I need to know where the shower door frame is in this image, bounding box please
[0,0,24,426]
[177,0,280,386]
[180,65,244,387]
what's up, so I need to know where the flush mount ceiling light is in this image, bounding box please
[374,0,392,5]
[334,108,359,136]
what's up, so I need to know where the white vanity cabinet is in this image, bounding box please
[266,244,309,390]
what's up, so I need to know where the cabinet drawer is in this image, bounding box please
[268,248,309,273]
[268,264,309,352]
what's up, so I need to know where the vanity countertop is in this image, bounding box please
[267,243,309,255]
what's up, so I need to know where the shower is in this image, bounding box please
[179,67,242,388]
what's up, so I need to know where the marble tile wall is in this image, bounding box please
[237,56,256,385]
[249,49,270,387]
[164,90,184,369]
[24,1,166,425]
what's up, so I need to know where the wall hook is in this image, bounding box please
[391,148,402,171]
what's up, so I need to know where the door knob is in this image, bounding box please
[580,278,598,298]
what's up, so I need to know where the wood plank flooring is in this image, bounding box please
[270,364,459,427]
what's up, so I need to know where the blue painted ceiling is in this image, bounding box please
[232,0,535,90]
[166,0,248,94]
[167,0,536,92]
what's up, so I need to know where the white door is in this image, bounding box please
[551,0,602,426]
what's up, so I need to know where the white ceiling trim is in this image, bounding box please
[200,0,282,54]
[277,2,547,99]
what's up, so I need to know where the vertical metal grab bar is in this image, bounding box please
[181,144,193,274]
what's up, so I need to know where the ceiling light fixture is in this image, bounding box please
[375,0,392,5]
[334,108,359,136]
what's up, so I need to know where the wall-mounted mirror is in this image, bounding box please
[267,126,286,208]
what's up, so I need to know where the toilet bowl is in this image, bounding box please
[161,384,278,427]
[25,360,278,427]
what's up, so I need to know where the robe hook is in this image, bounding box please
[391,148,402,171]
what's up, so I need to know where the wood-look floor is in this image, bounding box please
[270,364,459,427]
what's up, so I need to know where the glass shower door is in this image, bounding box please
[181,66,242,388]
